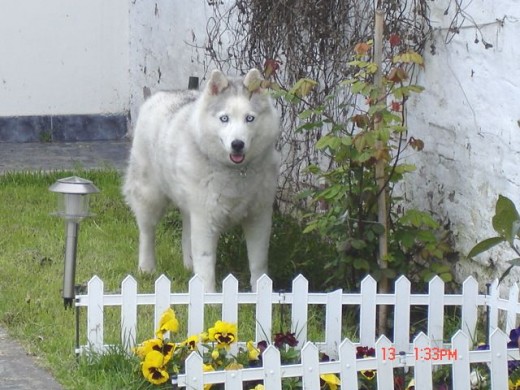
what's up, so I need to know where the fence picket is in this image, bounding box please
[76,273,520,389]
[255,275,273,343]
[188,274,205,338]
[301,342,320,389]
[225,369,243,390]
[360,275,377,347]
[184,351,204,390]
[222,274,239,355]
[87,275,103,353]
[488,279,499,336]
[506,283,519,336]
[461,277,479,341]
[375,335,394,390]
[325,289,342,357]
[222,274,239,324]
[262,345,282,390]
[489,329,508,390]
[394,276,411,352]
[339,338,358,390]
[428,276,445,348]
[451,330,470,390]
[413,332,433,389]
[154,275,171,336]
[121,275,137,350]
[291,274,308,348]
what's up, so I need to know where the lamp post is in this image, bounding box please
[49,176,99,308]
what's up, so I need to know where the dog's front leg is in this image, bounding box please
[190,213,218,293]
[243,209,272,292]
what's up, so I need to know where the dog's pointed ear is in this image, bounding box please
[206,70,229,95]
[243,69,264,93]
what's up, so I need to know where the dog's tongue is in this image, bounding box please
[230,153,245,164]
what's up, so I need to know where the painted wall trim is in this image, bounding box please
[0,114,129,143]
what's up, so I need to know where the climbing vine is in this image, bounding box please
[200,0,432,204]
[195,0,458,290]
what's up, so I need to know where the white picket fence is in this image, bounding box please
[76,274,520,389]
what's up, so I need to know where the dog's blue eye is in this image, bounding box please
[245,115,255,123]
[220,115,229,123]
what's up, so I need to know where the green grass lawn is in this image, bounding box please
[0,170,178,389]
[0,169,338,389]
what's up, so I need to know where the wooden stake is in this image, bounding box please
[374,8,389,336]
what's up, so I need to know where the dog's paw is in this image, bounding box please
[138,263,156,274]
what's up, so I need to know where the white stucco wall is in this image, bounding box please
[128,0,210,126]
[0,0,129,116]
[403,0,520,282]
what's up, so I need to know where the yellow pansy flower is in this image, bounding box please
[181,334,199,350]
[133,338,163,359]
[509,378,520,390]
[156,307,180,338]
[320,373,341,390]
[141,350,169,385]
[247,340,260,360]
[211,349,220,360]
[208,321,238,349]
[225,362,244,370]
[133,338,175,363]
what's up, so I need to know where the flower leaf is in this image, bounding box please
[492,195,520,244]
[467,236,505,258]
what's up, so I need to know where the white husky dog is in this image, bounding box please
[123,69,280,292]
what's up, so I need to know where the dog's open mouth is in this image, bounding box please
[230,153,245,164]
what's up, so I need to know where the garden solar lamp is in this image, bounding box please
[49,176,99,308]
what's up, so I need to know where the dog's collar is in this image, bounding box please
[235,165,248,177]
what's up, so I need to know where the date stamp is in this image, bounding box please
[381,347,458,361]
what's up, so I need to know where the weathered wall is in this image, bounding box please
[128,0,209,128]
[403,0,520,282]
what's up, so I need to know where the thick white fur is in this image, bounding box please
[123,69,280,292]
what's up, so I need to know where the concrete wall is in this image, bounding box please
[403,0,520,281]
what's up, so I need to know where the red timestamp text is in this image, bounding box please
[380,347,458,361]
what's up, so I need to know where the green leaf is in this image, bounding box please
[351,81,366,94]
[506,258,520,266]
[467,236,505,258]
[302,223,318,234]
[440,272,453,282]
[394,164,417,175]
[304,165,321,175]
[317,135,342,151]
[289,78,318,98]
[498,264,514,285]
[298,109,315,120]
[350,239,367,250]
[407,85,425,93]
[353,258,370,270]
[492,195,520,244]
[366,63,378,74]
[431,263,451,273]
[319,185,343,200]
[399,209,438,228]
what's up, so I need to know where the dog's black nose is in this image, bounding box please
[231,140,245,152]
